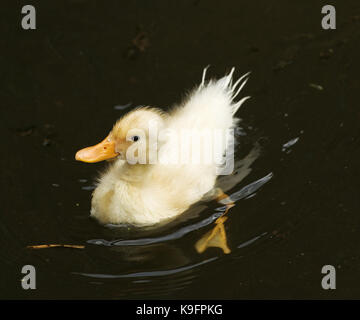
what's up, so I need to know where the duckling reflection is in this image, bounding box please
[195,144,262,254]
[109,242,190,267]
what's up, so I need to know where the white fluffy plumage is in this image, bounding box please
[85,68,250,226]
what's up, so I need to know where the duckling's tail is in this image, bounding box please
[166,68,251,175]
[169,67,250,138]
[200,66,251,116]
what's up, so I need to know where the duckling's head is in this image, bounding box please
[75,107,166,164]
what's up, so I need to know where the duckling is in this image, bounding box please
[75,68,250,226]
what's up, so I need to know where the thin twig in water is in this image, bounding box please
[27,244,85,249]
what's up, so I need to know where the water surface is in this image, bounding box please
[1,0,360,299]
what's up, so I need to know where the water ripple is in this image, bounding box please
[87,173,273,247]
[72,257,218,279]
[229,172,273,202]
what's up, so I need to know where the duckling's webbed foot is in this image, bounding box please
[195,189,234,254]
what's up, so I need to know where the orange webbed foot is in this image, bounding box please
[195,189,234,254]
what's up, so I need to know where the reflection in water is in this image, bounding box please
[113,102,133,110]
[216,142,261,192]
[73,257,217,279]
[81,185,96,191]
[195,142,272,254]
[73,138,272,298]
[228,172,273,202]
[237,232,267,249]
[87,177,273,249]
[72,242,217,297]
[195,216,231,254]
[282,137,300,152]
[78,143,272,296]
[195,172,272,254]
[87,210,223,246]
[87,144,272,257]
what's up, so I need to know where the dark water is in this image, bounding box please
[1,0,360,299]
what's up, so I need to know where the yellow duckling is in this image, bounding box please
[75,68,250,227]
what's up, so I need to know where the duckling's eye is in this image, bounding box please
[131,135,140,142]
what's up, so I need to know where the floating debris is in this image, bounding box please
[282,137,299,152]
[27,244,85,249]
[273,60,293,72]
[124,29,150,60]
[16,125,36,136]
[114,102,132,110]
[132,31,150,52]
[351,15,360,22]
[15,124,56,146]
[42,138,52,147]
[52,183,60,187]
[81,185,96,191]
[309,83,323,91]
[319,48,333,60]
[78,179,88,183]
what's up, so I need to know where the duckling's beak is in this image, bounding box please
[75,135,119,163]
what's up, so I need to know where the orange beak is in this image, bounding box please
[75,135,119,163]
